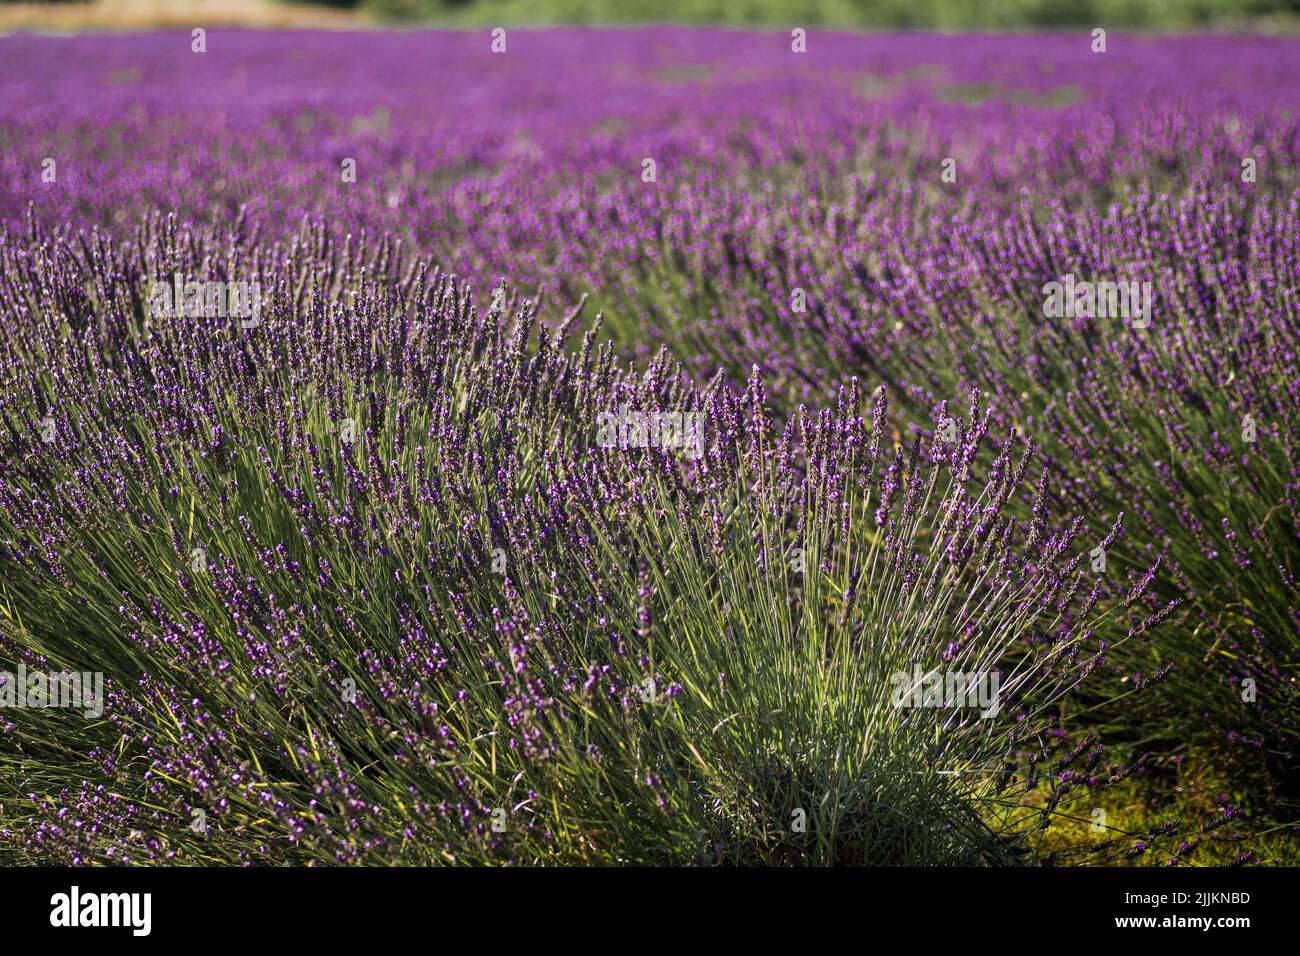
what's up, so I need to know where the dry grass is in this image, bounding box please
[0,0,366,33]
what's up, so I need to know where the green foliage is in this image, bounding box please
[359,0,1300,28]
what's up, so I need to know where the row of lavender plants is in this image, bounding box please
[0,28,1294,862]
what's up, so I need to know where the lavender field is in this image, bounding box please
[0,27,1297,866]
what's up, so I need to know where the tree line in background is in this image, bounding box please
[326,0,1299,28]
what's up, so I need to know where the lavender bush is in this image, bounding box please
[0,219,1175,863]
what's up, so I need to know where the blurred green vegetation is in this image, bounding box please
[352,0,1300,28]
